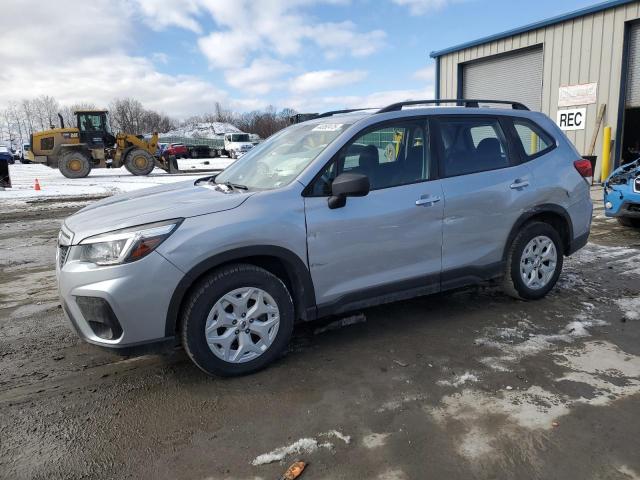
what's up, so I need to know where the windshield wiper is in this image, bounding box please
[221,181,248,190]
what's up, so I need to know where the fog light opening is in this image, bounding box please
[605,201,613,209]
[75,296,123,340]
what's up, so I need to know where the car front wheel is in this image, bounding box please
[503,221,563,300]
[181,264,294,376]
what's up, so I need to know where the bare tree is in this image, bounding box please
[108,97,175,134]
[32,95,60,130]
[235,106,294,139]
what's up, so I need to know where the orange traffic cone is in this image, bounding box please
[34,178,41,191]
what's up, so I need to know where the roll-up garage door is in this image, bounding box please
[462,46,543,111]
[626,23,640,107]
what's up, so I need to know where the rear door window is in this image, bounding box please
[436,117,511,177]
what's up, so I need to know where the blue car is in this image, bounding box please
[604,158,640,228]
[0,145,15,165]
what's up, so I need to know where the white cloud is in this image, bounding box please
[287,85,435,112]
[392,0,455,15]
[134,0,203,33]
[135,0,387,69]
[1,0,131,62]
[225,58,293,95]
[413,64,435,82]
[0,0,261,118]
[152,52,169,64]
[311,22,387,59]
[0,54,231,118]
[291,70,368,94]
[198,29,261,68]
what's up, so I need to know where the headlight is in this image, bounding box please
[70,219,182,266]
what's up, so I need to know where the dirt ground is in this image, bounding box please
[1,192,639,480]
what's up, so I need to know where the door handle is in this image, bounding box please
[416,195,441,206]
[510,180,530,189]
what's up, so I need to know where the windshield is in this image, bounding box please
[229,134,250,142]
[216,122,350,190]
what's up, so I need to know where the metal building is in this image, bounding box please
[431,0,640,177]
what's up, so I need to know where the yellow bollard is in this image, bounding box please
[600,126,612,183]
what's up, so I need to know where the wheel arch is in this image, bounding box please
[502,204,574,260]
[165,245,317,337]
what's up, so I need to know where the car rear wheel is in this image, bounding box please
[503,221,563,300]
[181,264,294,377]
[617,216,640,228]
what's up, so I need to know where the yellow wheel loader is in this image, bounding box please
[27,110,163,179]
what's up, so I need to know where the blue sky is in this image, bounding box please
[1,0,604,117]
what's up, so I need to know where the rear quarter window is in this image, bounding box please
[511,119,555,159]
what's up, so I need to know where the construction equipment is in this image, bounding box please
[27,110,161,178]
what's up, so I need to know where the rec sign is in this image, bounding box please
[556,108,586,131]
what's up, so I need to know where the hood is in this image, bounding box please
[65,178,254,242]
[606,158,640,185]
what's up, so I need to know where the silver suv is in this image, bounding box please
[57,99,593,376]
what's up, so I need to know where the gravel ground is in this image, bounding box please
[0,191,639,480]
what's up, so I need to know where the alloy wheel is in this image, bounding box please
[205,287,280,363]
[519,235,557,290]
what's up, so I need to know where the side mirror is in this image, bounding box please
[328,172,370,209]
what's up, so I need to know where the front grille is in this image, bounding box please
[58,245,70,268]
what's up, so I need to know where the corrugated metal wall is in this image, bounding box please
[437,1,640,175]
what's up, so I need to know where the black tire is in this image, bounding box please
[503,221,564,300]
[58,150,92,178]
[124,148,155,176]
[617,216,640,228]
[181,264,294,377]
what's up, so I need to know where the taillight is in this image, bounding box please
[573,159,593,180]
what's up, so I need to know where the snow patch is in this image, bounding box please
[436,372,479,387]
[320,429,351,444]
[476,312,608,371]
[1,163,206,201]
[163,121,241,138]
[566,243,640,276]
[458,426,494,459]
[615,297,640,321]
[377,393,428,412]
[250,430,350,466]
[429,341,640,462]
[362,432,390,449]
[251,438,324,466]
[377,468,407,480]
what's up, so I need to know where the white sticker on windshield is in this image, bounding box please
[312,123,344,132]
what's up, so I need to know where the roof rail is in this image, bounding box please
[378,99,530,113]
[290,108,377,124]
[289,113,319,124]
[316,108,375,119]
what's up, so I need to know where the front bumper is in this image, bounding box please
[57,248,185,348]
[604,183,640,218]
